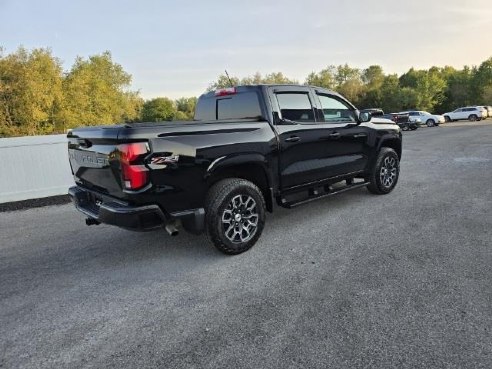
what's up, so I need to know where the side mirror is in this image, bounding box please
[358,111,371,123]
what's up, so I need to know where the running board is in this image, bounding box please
[281,182,369,209]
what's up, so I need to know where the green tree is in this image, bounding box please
[379,74,401,112]
[207,74,240,91]
[123,92,144,123]
[208,72,297,91]
[305,66,336,89]
[399,68,446,111]
[0,47,63,136]
[254,72,297,84]
[435,66,472,113]
[141,97,176,121]
[335,65,364,105]
[175,96,197,120]
[472,57,492,104]
[60,51,139,129]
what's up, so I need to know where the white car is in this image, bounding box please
[398,111,444,127]
[443,107,484,122]
[476,106,489,118]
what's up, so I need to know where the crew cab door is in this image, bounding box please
[271,86,369,190]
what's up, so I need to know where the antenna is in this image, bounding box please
[224,70,234,87]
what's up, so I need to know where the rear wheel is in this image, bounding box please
[366,148,400,195]
[426,119,435,127]
[469,114,478,122]
[205,178,266,255]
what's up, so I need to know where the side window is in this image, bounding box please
[317,94,356,123]
[409,112,418,116]
[275,93,315,122]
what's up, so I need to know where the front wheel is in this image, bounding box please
[426,119,435,127]
[205,178,266,255]
[366,148,400,195]
[444,115,451,122]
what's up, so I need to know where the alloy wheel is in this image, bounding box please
[222,194,259,243]
[380,156,397,188]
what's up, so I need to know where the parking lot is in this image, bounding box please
[1,122,491,368]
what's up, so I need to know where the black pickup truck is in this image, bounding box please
[68,85,402,254]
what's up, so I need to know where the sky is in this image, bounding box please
[1,0,491,99]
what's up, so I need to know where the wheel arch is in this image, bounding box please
[378,136,402,160]
[205,154,275,212]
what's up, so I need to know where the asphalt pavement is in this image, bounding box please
[1,122,491,368]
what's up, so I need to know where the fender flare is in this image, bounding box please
[205,153,275,212]
[376,134,402,160]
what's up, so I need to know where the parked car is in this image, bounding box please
[443,107,485,122]
[484,106,492,118]
[402,111,444,127]
[476,106,490,118]
[67,84,402,254]
[380,113,418,131]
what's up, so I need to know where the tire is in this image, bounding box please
[205,178,266,255]
[426,119,435,127]
[444,115,451,122]
[402,124,409,131]
[366,148,400,195]
[468,114,478,122]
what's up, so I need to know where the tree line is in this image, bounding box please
[0,47,196,137]
[1,47,491,137]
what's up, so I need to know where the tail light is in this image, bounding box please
[117,142,149,190]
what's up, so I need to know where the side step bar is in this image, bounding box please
[281,182,369,209]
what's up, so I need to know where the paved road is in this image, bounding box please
[1,123,491,369]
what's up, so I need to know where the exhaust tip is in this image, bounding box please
[165,223,179,236]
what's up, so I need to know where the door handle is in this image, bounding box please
[328,132,341,139]
[285,136,300,143]
[353,133,367,138]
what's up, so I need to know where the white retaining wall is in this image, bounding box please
[0,134,74,203]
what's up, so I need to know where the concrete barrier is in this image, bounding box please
[0,134,74,203]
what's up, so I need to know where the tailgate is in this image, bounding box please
[67,126,124,196]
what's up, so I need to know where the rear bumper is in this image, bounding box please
[68,186,205,233]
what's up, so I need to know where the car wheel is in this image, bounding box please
[366,148,400,195]
[402,124,409,131]
[426,119,435,127]
[468,114,478,122]
[205,178,265,255]
[444,116,451,122]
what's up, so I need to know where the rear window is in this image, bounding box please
[194,91,262,121]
